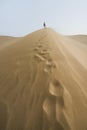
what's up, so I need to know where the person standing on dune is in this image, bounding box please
[43,22,46,28]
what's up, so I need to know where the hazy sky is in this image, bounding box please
[0,0,87,36]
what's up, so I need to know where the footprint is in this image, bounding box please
[48,57,53,62]
[34,47,39,51]
[43,97,55,121]
[45,61,52,67]
[52,62,57,69]
[38,51,49,56]
[43,49,48,52]
[38,44,42,48]
[44,60,57,74]
[38,50,50,60]
[43,68,49,74]
[49,79,63,97]
[44,67,53,74]
[34,54,45,62]
[42,79,64,130]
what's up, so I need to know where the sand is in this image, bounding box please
[0,28,87,130]
[70,35,87,45]
[0,36,21,50]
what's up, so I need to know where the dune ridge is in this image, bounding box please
[0,28,87,130]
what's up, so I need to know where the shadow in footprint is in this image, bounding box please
[49,79,63,97]
[0,102,8,130]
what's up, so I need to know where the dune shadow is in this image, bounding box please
[0,102,8,130]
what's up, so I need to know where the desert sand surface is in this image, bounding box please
[0,28,87,130]
[0,36,21,50]
[69,35,87,45]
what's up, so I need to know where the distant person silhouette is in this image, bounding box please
[43,22,46,28]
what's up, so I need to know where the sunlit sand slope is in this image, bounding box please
[0,36,21,50]
[0,28,87,130]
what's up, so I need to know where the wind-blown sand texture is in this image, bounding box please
[0,28,87,130]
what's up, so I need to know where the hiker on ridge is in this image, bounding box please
[43,22,46,28]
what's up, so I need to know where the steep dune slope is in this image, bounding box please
[0,28,87,130]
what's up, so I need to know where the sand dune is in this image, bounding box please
[69,35,87,44]
[0,28,87,130]
[0,36,21,50]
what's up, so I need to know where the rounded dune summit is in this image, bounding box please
[0,28,87,130]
